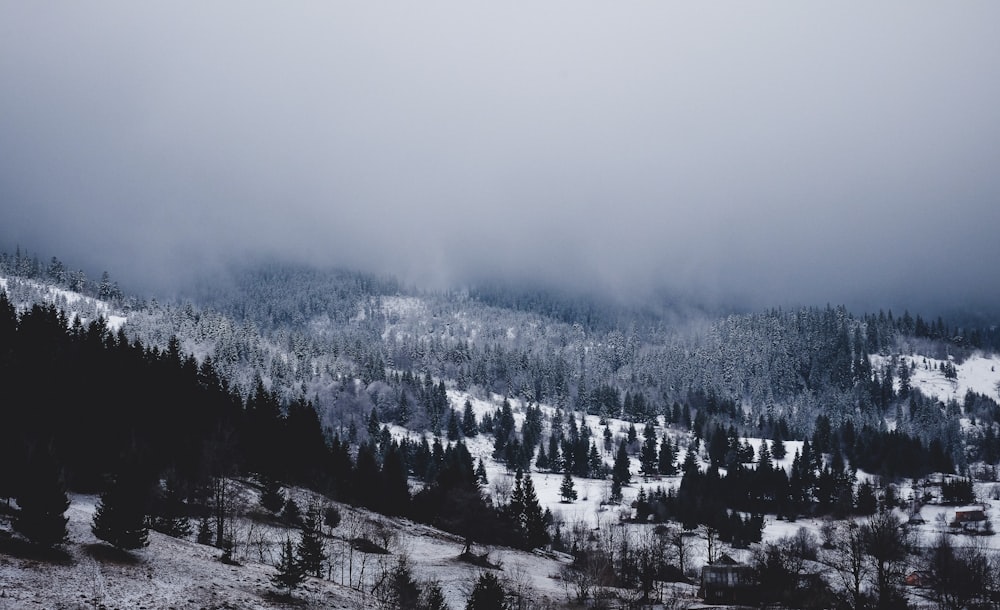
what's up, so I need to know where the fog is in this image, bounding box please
[2,2,999,314]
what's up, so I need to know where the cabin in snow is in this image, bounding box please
[950,506,992,534]
[699,554,755,605]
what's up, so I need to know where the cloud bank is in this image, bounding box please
[2,2,999,313]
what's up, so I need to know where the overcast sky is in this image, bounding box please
[2,2,999,314]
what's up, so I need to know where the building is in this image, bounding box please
[699,555,755,605]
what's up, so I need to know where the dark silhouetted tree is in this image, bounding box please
[296,507,325,577]
[466,571,507,610]
[13,444,70,547]
[559,471,577,503]
[272,537,305,596]
[92,462,151,551]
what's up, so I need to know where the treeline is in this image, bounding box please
[0,248,125,303]
[0,291,551,555]
[7,250,995,460]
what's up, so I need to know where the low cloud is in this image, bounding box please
[2,2,998,315]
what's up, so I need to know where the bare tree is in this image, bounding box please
[820,521,869,610]
[862,509,911,610]
[924,534,994,610]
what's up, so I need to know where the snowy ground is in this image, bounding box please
[0,482,579,610]
[870,351,1000,405]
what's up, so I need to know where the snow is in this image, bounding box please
[870,351,1000,404]
[0,483,577,610]
[0,275,127,332]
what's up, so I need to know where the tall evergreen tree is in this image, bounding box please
[148,473,192,539]
[296,507,325,578]
[272,537,305,596]
[658,434,676,476]
[521,473,548,549]
[259,476,285,514]
[13,444,70,548]
[462,399,479,437]
[559,471,577,503]
[612,438,631,486]
[640,422,658,476]
[466,571,507,610]
[92,462,151,551]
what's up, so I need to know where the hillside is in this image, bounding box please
[4,258,1000,608]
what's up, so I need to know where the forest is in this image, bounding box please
[3,248,1000,608]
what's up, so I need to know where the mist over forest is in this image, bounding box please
[3,3,1000,608]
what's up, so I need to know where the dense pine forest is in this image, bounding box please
[3,248,1000,608]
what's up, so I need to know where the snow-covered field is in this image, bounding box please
[0,485,577,610]
[0,275,127,331]
[871,351,1000,404]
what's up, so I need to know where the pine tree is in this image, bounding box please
[271,537,305,596]
[612,439,631,486]
[559,471,577,503]
[13,445,70,548]
[475,458,489,485]
[387,555,421,609]
[588,443,603,477]
[466,571,507,610]
[521,473,548,549]
[462,399,479,437]
[447,408,462,441]
[260,476,285,514]
[281,496,302,527]
[640,422,658,476]
[196,515,213,545]
[423,580,449,610]
[149,474,192,539]
[772,436,787,461]
[296,507,325,577]
[323,505,341,534]
[367,407,381,440]
[92,464,151,551]
[658,434,676,475]
[610,479,623,504]
[757,440,773,473]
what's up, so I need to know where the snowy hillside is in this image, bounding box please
[0,275,127,331]
[0,485,577,609]
[871,351,1000,404]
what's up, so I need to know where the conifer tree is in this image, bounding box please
[272,537,305,596]
[612,438,631,486]
[14,444,70,548]
[260,476,285,514]
[386,555,421,609]
[196,515,213,545]
[521,473,548,549]
[640,422,658,476]
[588,443,604,477]
[447,408,461,441]
[461,399,478,437]
[758,440,773,472]
[658,434,676,475]
[149,474,192,539]
[559,471,577,503]
[281,496,302,527]
[476,458,489,485]
[772,433,787,460]
[610,479,623,504]
[466,571,507,610]
[367,407,381,440]
[92,463,150,551]
[423,580,449,610]
[535,443,549,471]
[296,507,325,577]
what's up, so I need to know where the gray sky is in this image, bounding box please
[2,2,999,313]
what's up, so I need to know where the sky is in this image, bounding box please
[2,2,999,315]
